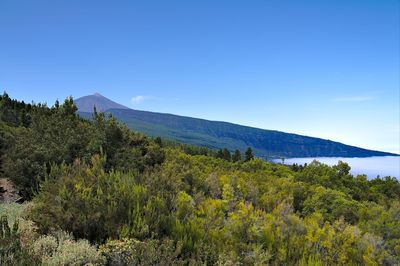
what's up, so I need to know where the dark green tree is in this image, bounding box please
[244,147,254,161]
[155,137,163,147]
[216,149,224,159]
[222,148,231,162]
[61,97,77,117]
[232,149,242,162]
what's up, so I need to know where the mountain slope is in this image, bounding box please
[74,93,129,112]
[76,94,396,158]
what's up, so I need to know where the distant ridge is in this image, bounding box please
[74,93,129,113]
[75,93,397,158]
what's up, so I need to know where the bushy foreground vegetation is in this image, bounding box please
[1,93,399,265]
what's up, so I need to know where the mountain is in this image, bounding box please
[75,93,396,158]
[74,93,129,112]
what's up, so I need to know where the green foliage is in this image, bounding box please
[0,215,19,264]
[0,212,37,265]
[27,150,400,264]
[303,186,361,224]
[1,94,165,199]
[32,231,105,266]
[99,238,184,266]
[232,149,242,162]
[29,155,166,243]
[245,147,254,161]
[216,148,231,162]
[0,203,27,226]
[2,94,400,265]
[295,160,400,203]
[0,92,33,127]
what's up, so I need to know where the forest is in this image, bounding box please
[0,92,399,265]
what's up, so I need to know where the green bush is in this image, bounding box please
[99,238,183,266]
[29,155,170,243]
[0,215,37,265]
[32,231,105,266]
[0,203,28,226]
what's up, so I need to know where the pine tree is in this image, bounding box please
[232,149,242,162]
[222,148,231,161]
[155,137,163,147]
[245,147,254,161]
[216,149,224,159]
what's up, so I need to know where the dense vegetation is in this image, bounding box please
[76,93,395,158]
[1,92,399,265]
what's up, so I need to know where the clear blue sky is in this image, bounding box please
[1,0,399,153]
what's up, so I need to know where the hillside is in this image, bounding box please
[76,94,395,158]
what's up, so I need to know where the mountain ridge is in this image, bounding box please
[75,93,397,158]
[74,93,129,112]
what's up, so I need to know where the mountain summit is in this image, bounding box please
[75,93,129,113]
[76,93,396,158]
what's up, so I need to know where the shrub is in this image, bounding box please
[32,230,105,266]
[29,155,173,243]
[0,203,28,226]
[0,214,37,265]
[32,235,58,261]
[99,238,183,266]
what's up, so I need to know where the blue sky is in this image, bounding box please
[1,0,399,153]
